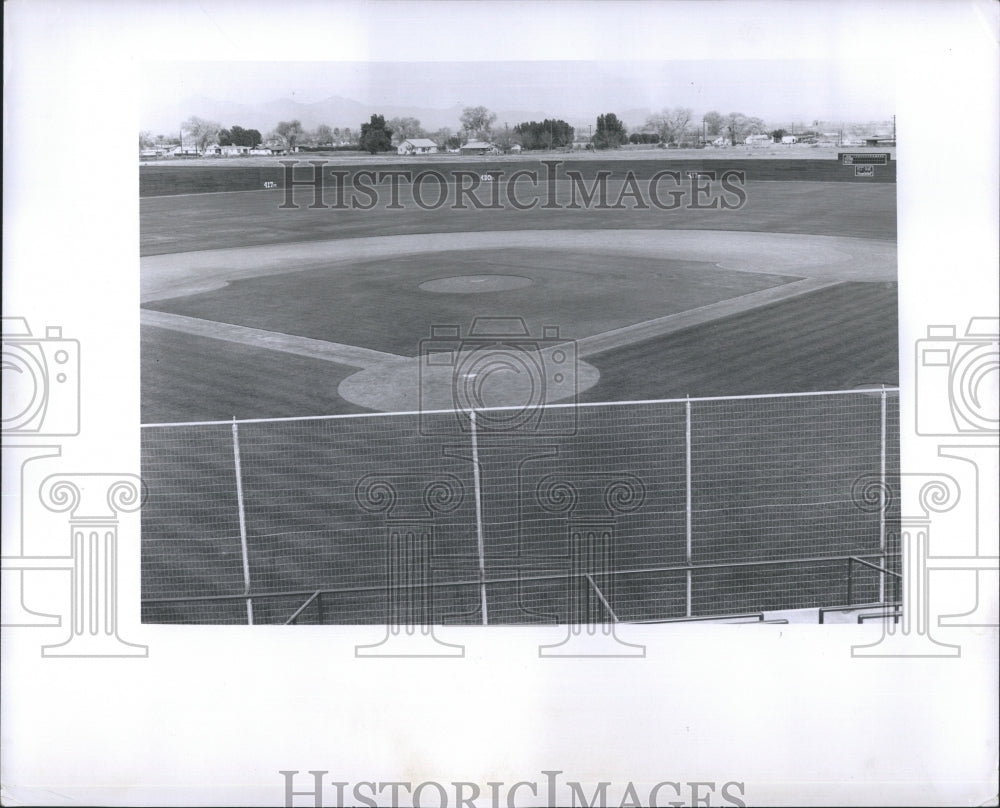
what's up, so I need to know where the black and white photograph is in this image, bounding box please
[3,1,997,806]
[138,60,903,631]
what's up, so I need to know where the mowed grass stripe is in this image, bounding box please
[140,181,896,256]
[141,326,372,423]
[580,282,898,401]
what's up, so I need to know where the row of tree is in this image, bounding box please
[145,105,776,155]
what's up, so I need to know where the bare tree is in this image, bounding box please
[724,113,748,146]
[744,116,766,136]
[702,110,724,139]
[490,123,516,152]
[273,119,305,151]
[182,116,222,151]
[645,106,694,145]
[387,117,424,143]
[312,124,334,146]
[430,126,453,149]
[723,113,767,145]
[459,106,497,140]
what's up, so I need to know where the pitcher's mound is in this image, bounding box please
[419,274,534,294]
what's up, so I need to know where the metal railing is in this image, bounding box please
[141,550,900,625]
[141,388,900,625]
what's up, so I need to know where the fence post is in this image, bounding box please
[232,418,253,625]
[470,409,488,626]
[846,556,853,606]
[879,386,887,604]
[685,396,693,617]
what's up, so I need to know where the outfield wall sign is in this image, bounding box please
[840,152,890,166]
[855,166,875,177]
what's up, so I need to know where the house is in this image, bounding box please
[571,135,591,150]
[170,145,200,156]
[222,145,251,157]
[460,140,497,155]
[397,138,439,156]
[202,143,223,156]
[509,143,522,153]
[249,147,273,156]
[744,133,773,146]
[781,135,798,144]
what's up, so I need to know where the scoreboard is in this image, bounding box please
[840,152,891,166]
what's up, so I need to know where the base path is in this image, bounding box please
[140,309,402,368]
[575,277,840,357]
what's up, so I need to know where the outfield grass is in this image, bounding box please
[140,180,896,256]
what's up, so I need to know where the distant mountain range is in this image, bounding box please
[142,94,657,136]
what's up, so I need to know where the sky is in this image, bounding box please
[140,59,895,127]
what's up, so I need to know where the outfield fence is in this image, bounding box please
[140,388,900,625]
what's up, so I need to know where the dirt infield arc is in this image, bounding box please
[141,228,895,303]
[141,228,894,413]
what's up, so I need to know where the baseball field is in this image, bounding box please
[139,155,900,625]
